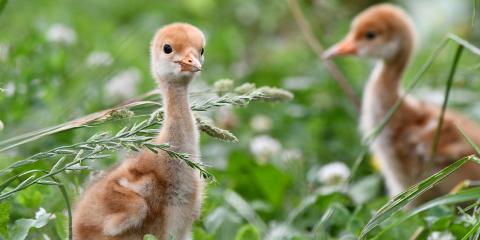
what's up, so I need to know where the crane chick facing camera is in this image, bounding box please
[73,23,206,240]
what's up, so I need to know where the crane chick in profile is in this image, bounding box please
[73,23,205,239]
[324,4,480,203]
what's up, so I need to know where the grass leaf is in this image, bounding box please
[360,156,473,239]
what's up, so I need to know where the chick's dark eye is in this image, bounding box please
[365,31,377,40]
[200,47,204,55]
[163,44,173,54]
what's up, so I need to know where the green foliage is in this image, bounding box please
[0,202,10,238]
[144,234,157,240]
[10,208,51,240]
[0,0,480,239]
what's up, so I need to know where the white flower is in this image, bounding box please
[105,68,141,100]
[0,120,4,131]
[4,82,15,97]
[86,51,113,67]
[317,162,350,185]
[250,114,272,132]
[0,43,9,62]
[35,208,48,219]
[46,23,77,45]
[249,135,281,164]
[427,231,456,240]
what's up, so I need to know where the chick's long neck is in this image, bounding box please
[369,47,410,103]
[157,81,199,160]
[361,37,413,137]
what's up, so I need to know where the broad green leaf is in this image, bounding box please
[252,164,290,208]
[55,211,67,240]
[224,190,267,232]
[235,224,260,240]
[192,226,214,240]
[0,0,7,14]
[204,206,241,234]
[348,175,381,204]
[143,234,157,240]
[0,202,10,238]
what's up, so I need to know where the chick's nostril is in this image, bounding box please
[188,59,192,63]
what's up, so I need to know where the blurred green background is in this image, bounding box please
[0,0,479,239]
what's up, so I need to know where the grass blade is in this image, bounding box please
[373,186,480,239]
[461,220,480,240]
[359,156,473,239]
[458,126,480,155]
[427,45,464,170]
[447,33,480,56]
[224,190,267,232]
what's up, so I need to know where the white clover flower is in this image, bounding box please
[35,208,48,219]
[86,51,113,67]
[250,114,272,132]
[0,120,4,131]
[249,135,281,164]
[0,43,9,62]
[317,162,350,185]
[46,23,77,45]
[4,82,15,97]
[105,68,141,100]
[427,231,456,240]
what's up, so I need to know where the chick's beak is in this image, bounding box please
[175,53,202,72]
[322,37,358,60]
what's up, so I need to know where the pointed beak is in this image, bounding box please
[175,53,202,72]
[322,37,358,60]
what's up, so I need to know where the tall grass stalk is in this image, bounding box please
[426,45,464,174]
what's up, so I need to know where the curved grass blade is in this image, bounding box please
[224,190,267,232]
[447,33,480,56]
[359,156,473,239]
[373,186,480,239]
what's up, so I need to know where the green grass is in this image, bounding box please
[1,1,480,239]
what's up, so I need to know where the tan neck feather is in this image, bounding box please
[156,82,198,154]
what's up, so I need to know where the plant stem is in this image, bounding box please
[50,176,72,240]
[426,44,464,175]
[287,0,360,112]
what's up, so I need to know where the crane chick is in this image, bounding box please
[73,23,205,239]
[324,4,480,204]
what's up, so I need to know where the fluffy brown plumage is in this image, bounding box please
[324,4,480,204]
[73,23,205,239]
